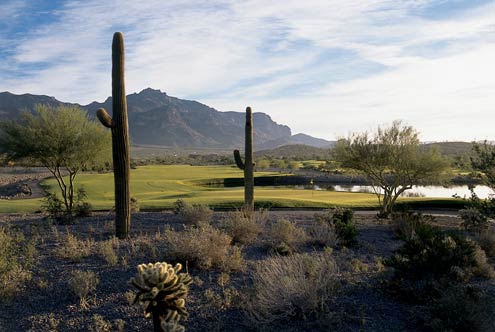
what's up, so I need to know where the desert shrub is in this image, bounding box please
[173,199,187,214]
[423,285,495,332]
[55,232,93,262]
[130,197,140,212]
[459,208,489,232]
[68,270,99,307]
[246,249,338,323]
[221,209,267,245]
[163,225,240,271]
[42,193,65,220]
[74,202,93,217]
[175,199,213,227]
[307,218,337,248]
[391,211,435,241]
[99,238,119,266]
[0,227,34,300]
[474,229,495,257]
[89,314,112,332]
[314,208,358,246]
[267,219,307,255]
[386,223,494,302]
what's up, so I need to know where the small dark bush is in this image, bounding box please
[130,197,140,212]
[423,285,495,332]
[42,193,65,220]
[173,199,187,214]
[314,208,358,246]
[391,211,435,241]
[386,223,494,302]
[459,208,489,232]
[74,202,93,217]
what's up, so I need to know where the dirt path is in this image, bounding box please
[0,167,51,199]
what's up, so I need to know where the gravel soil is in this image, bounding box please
[0,210,494,332]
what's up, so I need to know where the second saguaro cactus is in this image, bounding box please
[234,107,254,212]
[97,32,131,239]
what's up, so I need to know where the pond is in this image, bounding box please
[307,184,494,199]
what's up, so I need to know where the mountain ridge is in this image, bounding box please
[0,88,332,150]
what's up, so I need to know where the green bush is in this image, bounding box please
[74,202,93,217]
[386,223,494,302]
[314,208,358,246]
[423,285,495,332]
[42,193,65,220]
[459,208,489,232]
[391,211,435,241]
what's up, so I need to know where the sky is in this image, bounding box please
[0,0,494,142]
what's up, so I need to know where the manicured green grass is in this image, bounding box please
[0,165,462,213]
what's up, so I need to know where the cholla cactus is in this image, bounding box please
[129,262,192,332]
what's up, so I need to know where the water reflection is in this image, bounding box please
[313,184,493,199]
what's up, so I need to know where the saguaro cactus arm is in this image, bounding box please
[233,149,245,170]
[97,108,113,128]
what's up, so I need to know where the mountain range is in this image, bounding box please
[0,88,332,150]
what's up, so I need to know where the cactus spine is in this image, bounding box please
[130,262,192,332]
[233,107,254,213]
[97,32,131,239]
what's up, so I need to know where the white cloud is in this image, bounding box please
[0,0,493,141]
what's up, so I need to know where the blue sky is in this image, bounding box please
[0,0,493,141]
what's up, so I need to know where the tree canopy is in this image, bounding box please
[333,121,448,217]
[0,104,111,216]
[471,141,495,191]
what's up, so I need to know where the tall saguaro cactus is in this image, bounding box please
[233,107,254,212]
[97,32,131,239]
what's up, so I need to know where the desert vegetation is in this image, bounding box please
[0,208,493,332]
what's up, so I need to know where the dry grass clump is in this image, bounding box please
[175,199,213,227]
[307,219,337,248]
[68,269,99,308]
[163,225,242,271]
[98,238,119,266]
[474,229,495,257]
[245,249,338,323]
[221,209,268,245]
[267,219,307,254]
[0,226,35,301]
[55,231,94,262]
[128,234,160,260]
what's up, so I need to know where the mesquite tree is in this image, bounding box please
[334,121,448,217]
[0,105,111,217]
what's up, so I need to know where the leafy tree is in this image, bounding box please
[334,121,448,217]
[0,105,111,217]
[255,159,271,170]
[470,141,495,191]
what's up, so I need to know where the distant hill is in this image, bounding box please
[0,88,329,150]
[255,144,333,160]
[423,141,475,157]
